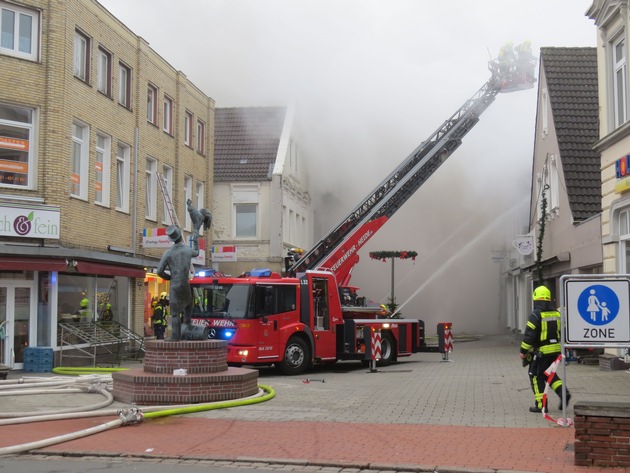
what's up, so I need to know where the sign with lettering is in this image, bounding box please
[564,277,630,343]
[0,202,60,239]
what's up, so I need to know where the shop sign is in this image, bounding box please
[0,202,60,239]
[142,227,170,247]
[211,245,237,262]
[615,155,630,193]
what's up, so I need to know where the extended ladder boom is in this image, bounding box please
[288,57,534,285]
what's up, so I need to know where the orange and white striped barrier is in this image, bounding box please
[541,353,573,427]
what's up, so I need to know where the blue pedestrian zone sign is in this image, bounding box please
[565,278,630,344]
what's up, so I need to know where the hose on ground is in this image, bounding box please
[0,366,275,456]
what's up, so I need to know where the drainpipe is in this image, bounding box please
[132,127,139,257]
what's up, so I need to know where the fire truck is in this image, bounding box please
[190,49,536,375]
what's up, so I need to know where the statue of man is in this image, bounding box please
[156,225,199,341]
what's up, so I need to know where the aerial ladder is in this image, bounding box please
[287,44,536,286]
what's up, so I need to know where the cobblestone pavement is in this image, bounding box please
[1,334,630,473]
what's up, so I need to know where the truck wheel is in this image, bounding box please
[278,337,310,375]
[379,333,396,365]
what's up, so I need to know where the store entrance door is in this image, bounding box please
[0,282,35,369]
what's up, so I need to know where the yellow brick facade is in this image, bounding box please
[0,0,214,349]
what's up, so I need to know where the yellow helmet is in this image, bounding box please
[80,298,89,308]
[159,292,169,301]
[532,286,551,301]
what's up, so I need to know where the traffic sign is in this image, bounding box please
[564,277,630,344]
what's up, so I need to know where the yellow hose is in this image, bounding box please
[52,367,128,376]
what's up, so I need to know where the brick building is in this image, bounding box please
[0,0,214,368]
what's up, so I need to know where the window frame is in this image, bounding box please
[147,83,158,125]
[612,33,628,129]
[94,131,111,207]
[118,62,132,109]
[145,156,157,221]
[184,111,193,147]
[71,120,89,201]
[74,30,90,83]
[161,164,173,225]
[96,46,112,96]
[163,95,173,135]
[0,102,36,189]
[0,2,40,61]
[115,142,130,213]
[196,119,205,155]
[184,175,192,231]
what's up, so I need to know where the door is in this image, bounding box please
[0,282,35,369]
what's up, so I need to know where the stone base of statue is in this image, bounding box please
[112,339,258,405]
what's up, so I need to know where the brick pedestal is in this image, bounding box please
[574,401,630,467]
[112,339,259,405]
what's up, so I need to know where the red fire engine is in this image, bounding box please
[190,50,535,374]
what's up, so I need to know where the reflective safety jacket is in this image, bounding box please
[520,307,561,357]
[152,305,167,326]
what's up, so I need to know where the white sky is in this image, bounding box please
[99,0,597,334]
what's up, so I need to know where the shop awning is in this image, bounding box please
[0,257,68,272]
[75,261,146,278]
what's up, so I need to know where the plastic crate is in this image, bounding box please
[23,359,53,372]
[23,347,53,372]
[24,347,53,361]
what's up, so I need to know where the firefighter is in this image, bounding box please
[519,285,571,413]
[151,292,169,340]
[73,297,90,323]
[101,303,114,322]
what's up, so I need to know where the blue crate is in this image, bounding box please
[23,359,53,372]
[24,347,53,361]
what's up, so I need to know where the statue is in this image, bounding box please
[156,201,213,341]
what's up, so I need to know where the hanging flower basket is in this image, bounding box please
[369,251,417,262]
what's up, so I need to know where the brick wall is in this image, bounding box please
[574,401,630,467]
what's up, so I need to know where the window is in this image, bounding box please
[195,181,206,235]
[236,204,257,238]
[619,209,630,273]
[184,111,193,147]
[0,102,35,188]
[0,2,39,61]
[118,62,132,108]
[116,143,130,212]
[96,47,111,96]
[74,30,90,82]
[232,184,259,238]
[541,88,548,138]
[162,164,173,224]
[549,154,559,212]
[196,119,205,154]
[71,121,89,200]
[163,96,173,134]
[613,35,627,128]
[146,157,157,220]
[95,132,111,206]
[184,175,192,230]
[147,84,158,125]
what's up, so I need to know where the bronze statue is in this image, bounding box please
[156,202,212,341]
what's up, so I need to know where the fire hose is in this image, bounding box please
[0,367,275,455]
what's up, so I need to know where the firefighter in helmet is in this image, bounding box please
[520,285,571,413]
[73,297,90,323]
[151,292,169,340]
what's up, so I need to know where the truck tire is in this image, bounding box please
[379,332,396,365]
[278,337,310,375]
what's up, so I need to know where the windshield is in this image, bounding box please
[192,283,252,319]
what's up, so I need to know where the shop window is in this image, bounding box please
[57,274,128,327]
[0,102,35,188]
